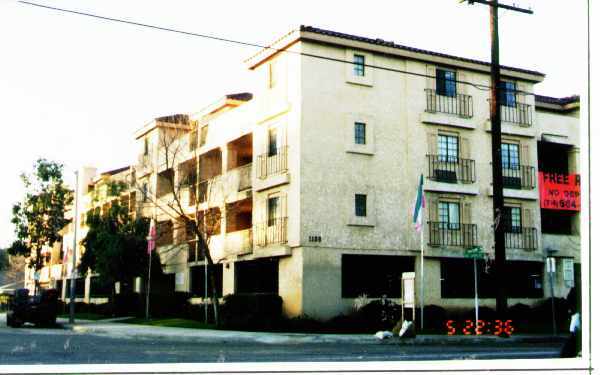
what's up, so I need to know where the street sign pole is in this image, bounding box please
[465,246,484,326]
[474,258,479,325]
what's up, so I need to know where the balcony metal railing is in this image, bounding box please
[502,164,536,190]
[501,102,532,126]
[425,89,473,118]
[428,222,478,248]
[254,217,288,246]
[427,155,476,184]
[257,146,288,179]
[505,227,537,251]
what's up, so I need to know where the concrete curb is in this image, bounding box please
[60,320,568,346]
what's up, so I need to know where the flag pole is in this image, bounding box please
[145,219,155,321]
[420,224,424,331]
[145,247,152,320]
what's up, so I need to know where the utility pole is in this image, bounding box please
[460,0,532,320]
[69,170,79,324]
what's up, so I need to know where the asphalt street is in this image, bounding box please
[0,324,565,365]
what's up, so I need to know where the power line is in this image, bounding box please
[19,0,540,96]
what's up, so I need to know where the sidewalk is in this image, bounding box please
[55,316,568,346]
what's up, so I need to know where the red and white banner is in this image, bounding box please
[538,172,580,211]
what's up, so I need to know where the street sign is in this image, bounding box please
[546,257,556,273]
[464,246,485,259]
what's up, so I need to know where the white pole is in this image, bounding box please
[145,249,152,320]
[420,228,424,331]
[69,170,79,324]
[474,258,479,326]
[204,257,208,325]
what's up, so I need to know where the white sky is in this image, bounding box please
[0,0,589,248]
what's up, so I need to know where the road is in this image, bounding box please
[0,324,565,364]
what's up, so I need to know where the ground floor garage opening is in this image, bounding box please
[341,254,414,298]
[234,258,278,294]
[190,264,223,297]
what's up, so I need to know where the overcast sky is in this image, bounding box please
[0,0,588,248]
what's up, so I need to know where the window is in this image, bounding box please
[501,143,520,169]
[268,128,278,157]
[199,126,208,147]
[341,255,413,298]
[436,68,456,97]
[438,201,460,230]
[143,138,149,156]
[502,206,522,233]
[354,122,366,145]
[353,54,365,76]
[499,81,516,107]
[355,194,367,217]
[541,209,574,235]
[437,134,459,162]
[268,196,279,226]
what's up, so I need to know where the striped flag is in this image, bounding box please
[412,174,426,232]
[147,219,156,255]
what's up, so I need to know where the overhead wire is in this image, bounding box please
[19,0,540,97]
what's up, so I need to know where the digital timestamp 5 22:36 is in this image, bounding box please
[445,320,515,336]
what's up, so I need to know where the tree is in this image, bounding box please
[8,159,72,294]
[78,184,158,303]
[133,117,237,325]
[0,250,8,272]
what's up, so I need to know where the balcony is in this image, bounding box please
[254,217,288,247]
[237,163,252,191]
[428,222,478,248]
[224,229,253,257]
[425,89,473,118]
[137,153,154,175]
[501,103,532,126]
[257,146,288,179]
[427,155,475,184]
[505,227,537,251]
[502,164,536,190]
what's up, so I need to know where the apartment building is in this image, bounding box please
[126,26,579,320]
[28,166,138,302]
[26,26,579,320]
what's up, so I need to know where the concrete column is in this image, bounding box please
[222,262,235,295]
[84,275,91,303]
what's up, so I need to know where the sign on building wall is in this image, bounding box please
[563,258,575,288]
[538,172,580,211]
[175,272,185,286]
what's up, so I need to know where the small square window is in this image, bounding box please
[353,54,365,77]
[355,194,367,217]
[354,122,366,145]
